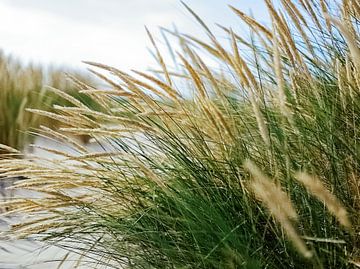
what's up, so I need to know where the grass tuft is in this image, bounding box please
[1,0,360,268]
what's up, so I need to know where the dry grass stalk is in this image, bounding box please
[200,100,222,138]
[0,144,19,154]
[282,0,309,27]
[132,70,181,101]
[58,127,131,137]
[295,172,352,229]
[251,98,270,147]
[243,160,312,258]
[26,109,86,127]
[181,34,222,59]
[121,74,170,100]
[134,158,166,189]
[192,52,223,99]
[70,151,123,161]
[29,144,76,158]
[52,106,134,125]
[350,260,360,268]
[280,0,315,56]
[46,86,87,109]
[277,11,301,64]
[216,24,252,48]
[230,6,273,39]
[229,31,252,89]
[336,59,347,109]
[265,0,296,66]
[179,54,207,99]
[244,160,298,220]
[351,0,360,17]
[228,44,258,90]
[345,56,354,85]
[299,0,323,30]
[79,89,135,98]
[272,25,288,118]
[209,102,235,140]
[116,72,159,110]
[38,125,87,153]
[145,27,172,87]
[87,68,124,92]
[329,17,360,69]
[302,236,346,244]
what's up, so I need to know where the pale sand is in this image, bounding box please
[0,137,113,269]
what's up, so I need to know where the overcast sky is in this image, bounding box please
[0,0,268,71]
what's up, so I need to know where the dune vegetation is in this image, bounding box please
[0,52,98,154]
[0,52,50,154]
[1,0,360,268]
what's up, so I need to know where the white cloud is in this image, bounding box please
[0,0,188,70]
[0,1,268,70]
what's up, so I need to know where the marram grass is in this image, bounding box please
[0,53,99,154]
[0,52,49,153]
[1,0,360,268]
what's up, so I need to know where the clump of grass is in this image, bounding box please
[1,0,360,268]
[0,53,99,154]
[0,52,48,154]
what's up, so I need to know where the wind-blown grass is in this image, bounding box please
[1,0,360,268]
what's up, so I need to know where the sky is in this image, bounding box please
[0,0,269,71]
